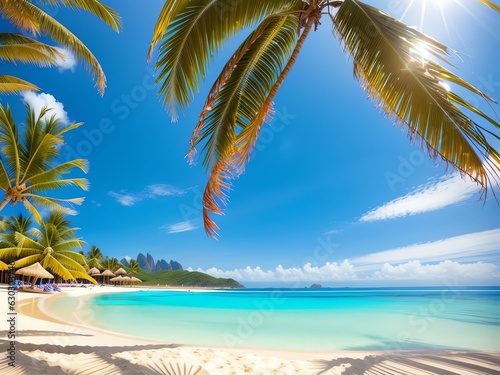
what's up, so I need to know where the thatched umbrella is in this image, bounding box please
[101,269,115,284]
[110,275,122,285]
[114,267,127,275]
[130,276,142,283]
[88,267,101,275]
[0,260,9,284]
[15,262,54,289]
[121,276,131,285]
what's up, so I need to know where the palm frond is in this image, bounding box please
[476,0,500,12]
[195,15,299,168]
[152,0,301,120]
[0,75,39,93]
[1,0,108,94]
[0,105,21,185]
[25,178,89,193]
[0,32,63,66]
[333,0,500,191]
[14,254,42,269]
[42,254,75,280]
[37,0,122,32]
[27,159,89,186]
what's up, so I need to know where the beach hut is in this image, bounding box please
[88,267,101,276]
[0,260,9,284]
[15,262,54,289]
[110,275,123,285]
[121,276,131,286]
[114,267,127,275]
[100,269,115,284]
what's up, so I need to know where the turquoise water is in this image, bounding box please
[56,288,500,350]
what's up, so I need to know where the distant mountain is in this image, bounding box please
[136,269,244,288]
[122,252,183,272]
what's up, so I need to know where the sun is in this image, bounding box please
[399,0,456,33]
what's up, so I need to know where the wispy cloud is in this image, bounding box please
[372,260,497,280]
[109,184,186,206]
[162,221,197,234]
[351,229,500,269]
[360,173,478,222]
[54,47,77,71]
[21,92,70,125]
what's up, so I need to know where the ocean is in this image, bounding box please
[50,287,500,350]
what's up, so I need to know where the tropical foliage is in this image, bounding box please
[86,245,104,270]
[128,259,140,274]
[0,103,88,223]
[148,0,500,238]
[0,0,121,95]
[0,211,96,283]
[102,256,121,272]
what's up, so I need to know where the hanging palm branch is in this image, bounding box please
[149,0,500,238]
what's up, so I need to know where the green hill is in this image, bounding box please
[133,269,244,288]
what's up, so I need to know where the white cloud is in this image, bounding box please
[351,229,500,269]
[193,260,358,282]
[360,173,478,222]
[21,91,70,125]
[372,260,498,281]
[192,259,499,283]
[108,191,142,206]
[109,184,186,206]
[162,221,197,234]
[54,47,77,71]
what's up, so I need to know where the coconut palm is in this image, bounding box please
[0,0,121,95]
[86,245,103,270]
[0,214,35,255]
[0,210,96,283]
[148,0,500,238]
[0,103,88,223]
[128,259,140,275]
[102,256,121,273]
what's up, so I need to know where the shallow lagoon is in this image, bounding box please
[51,288,500,350]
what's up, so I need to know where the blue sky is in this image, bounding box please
[1,0,499,286]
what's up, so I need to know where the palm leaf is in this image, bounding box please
[152,0,301,120]
[27,159,89,186]
[0,105,21,185]
[41,254,75,280]
[0,75,39,93]
[476,0,500,12]
[1,0,108,94]
[0,33,62,66]
[333,0,500,191]
[24,178,89,193]
[37,0,122,32]
[14,254,43,269]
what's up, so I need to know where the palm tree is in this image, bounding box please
[148,0,500,238]
[102,256,121,273]
[0,103,88,223]
[0,210,96,283]
[0,214,34,256]
[0,33,64,93]
[87,245,104,270]
[128,259,140,275]
[0,0,121,95]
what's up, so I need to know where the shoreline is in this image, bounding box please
[1,286,499,374]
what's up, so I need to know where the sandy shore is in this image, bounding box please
[1,286,499,374]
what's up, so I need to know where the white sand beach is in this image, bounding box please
[1,286,499,375]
